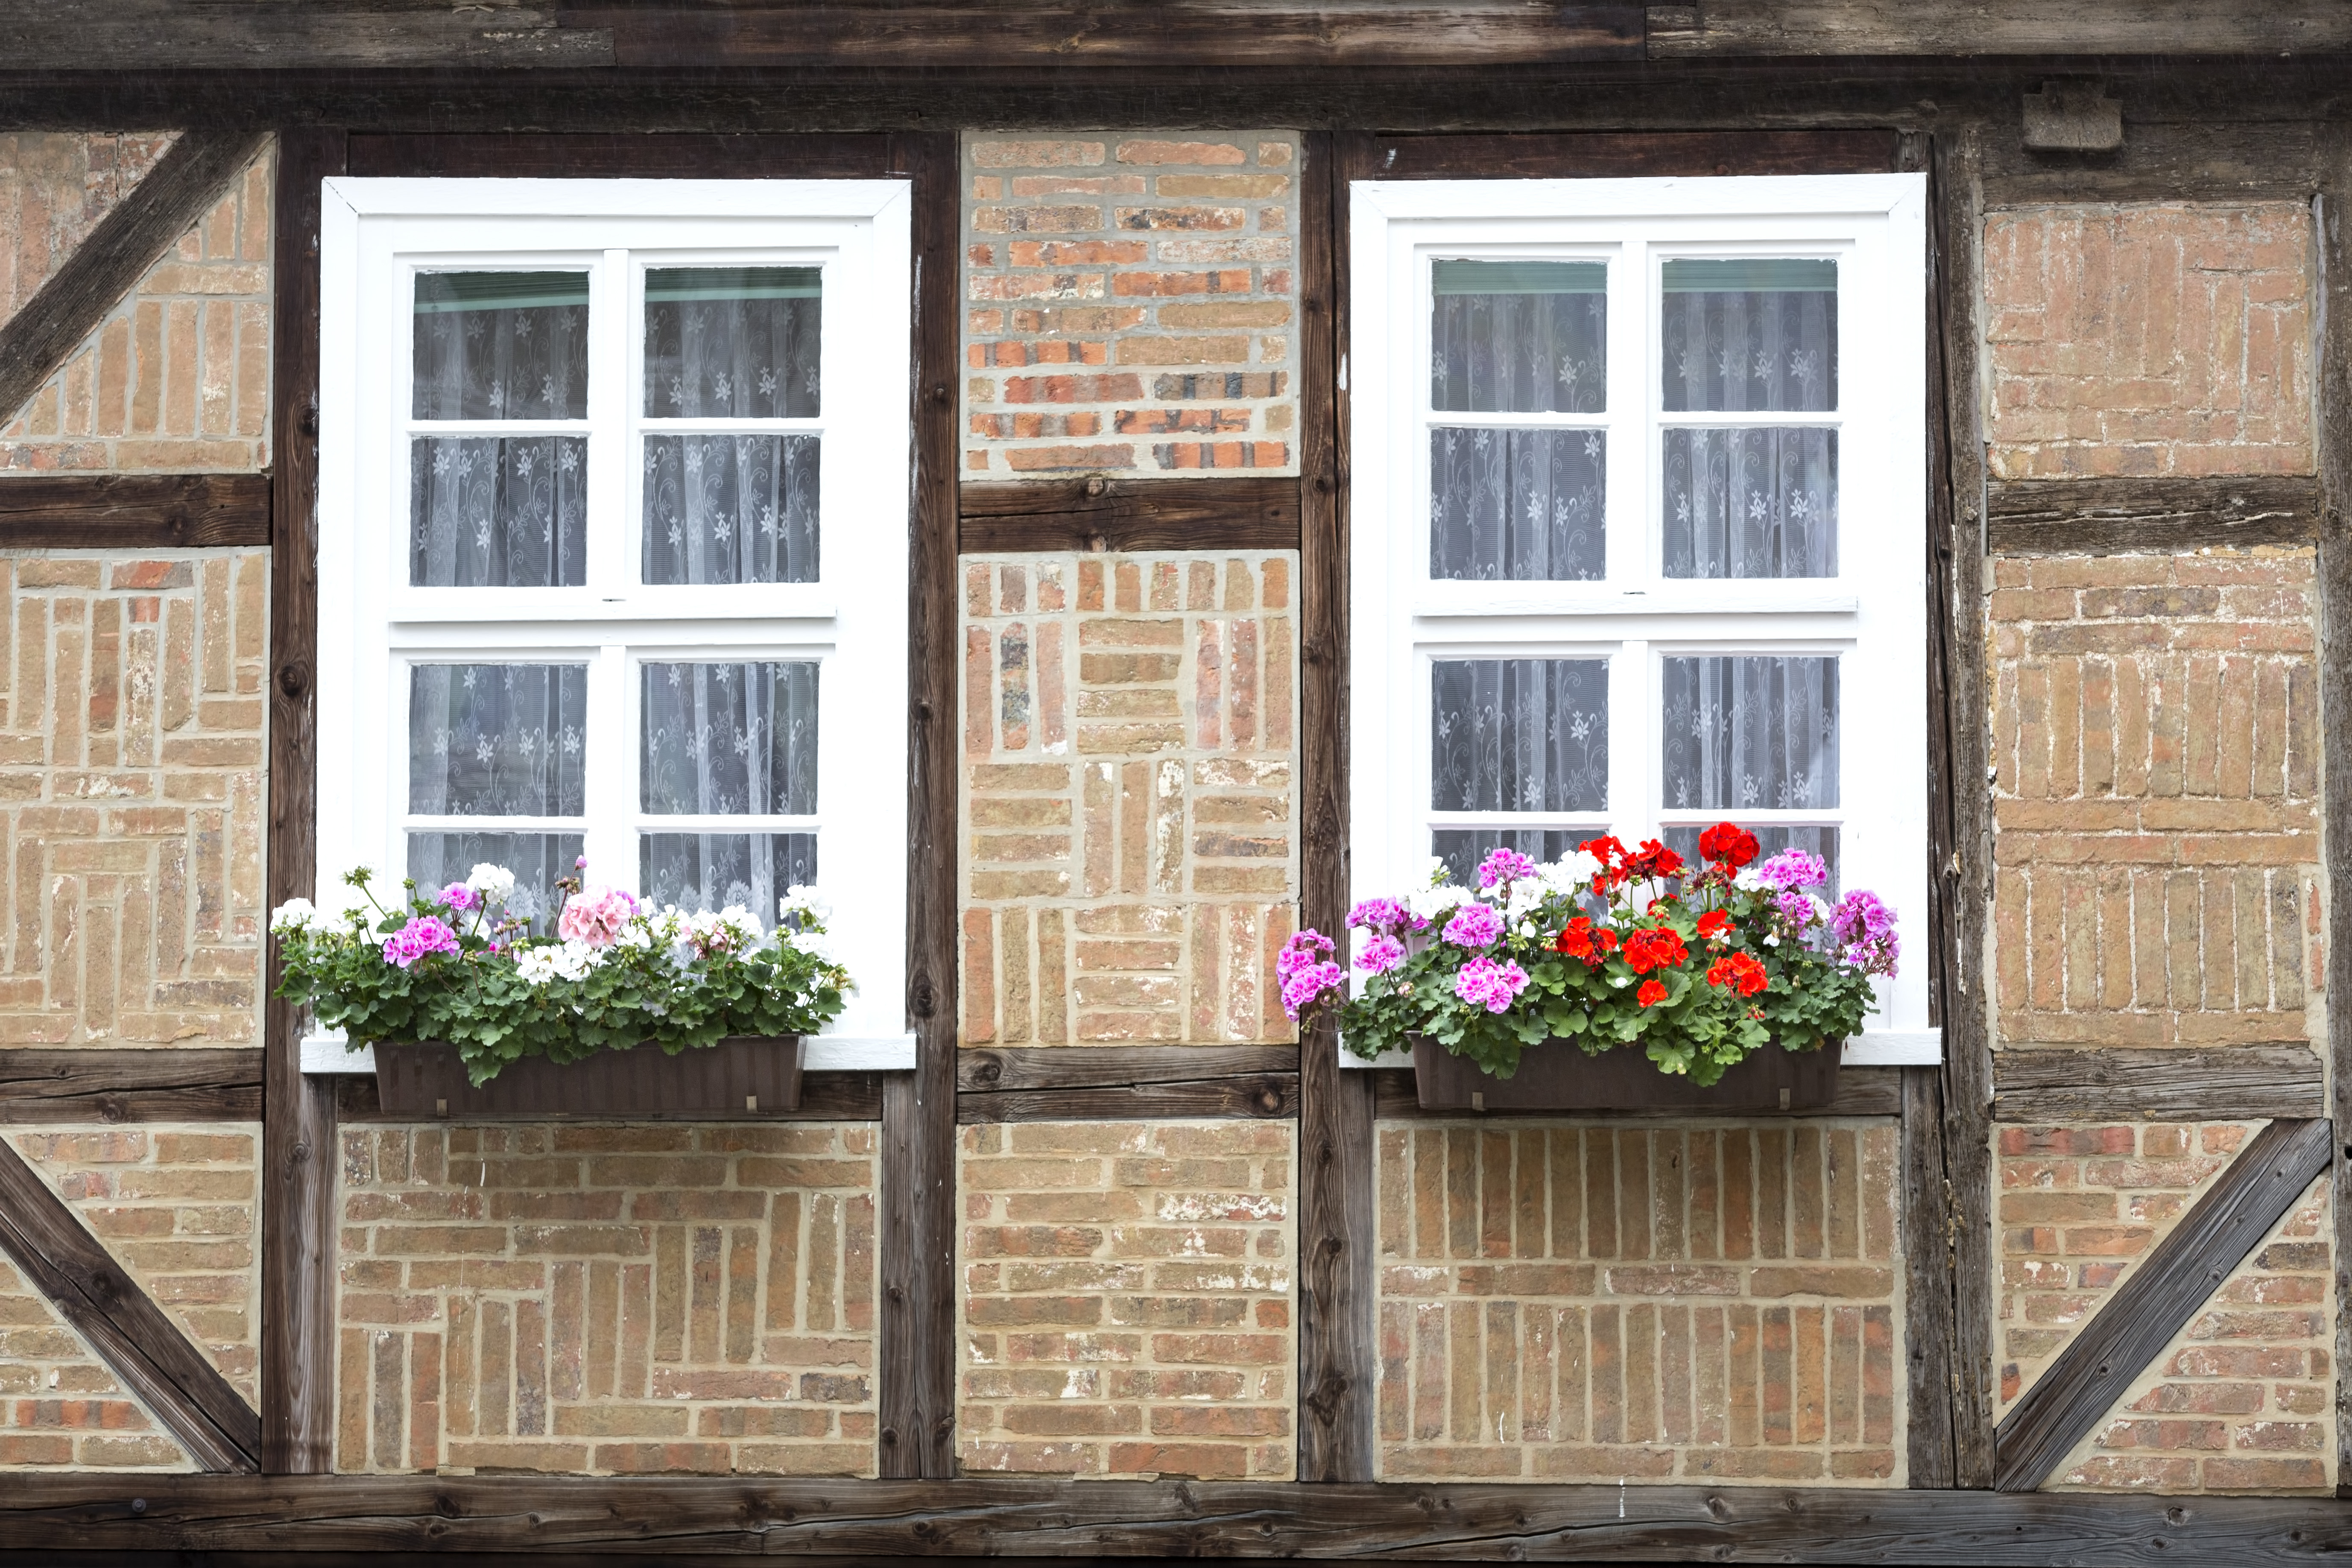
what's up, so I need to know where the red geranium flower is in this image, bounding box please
[1697,822,1761,869]
[1625,838,1685,881]
[1705,951,1769,997]
[1636,978,1669,1008]
[1579,835,1628,868]
[1696,910,1734,939]
[1621,925,1689,976]
[1553,916,1597,961]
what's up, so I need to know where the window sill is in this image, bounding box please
[302,1031,916,1074]
[1337,1030,1940,1068]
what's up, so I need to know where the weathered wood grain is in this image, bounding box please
[260,126,343,1479]
[1358,128,1900,179]
[0,128,268,427]
[0,1136,259,1471]
[564,2,1646,68]
[958,1045,1298,1091]
[0,1,613,69]
[1986,476,2322,556]
[1651,0,2352,56]
[333,1070,887,1123]
[1994,1046,2327,1122]
[1993,1117,2335,1492]
[0,1049,263,1123]
[0,474,270,550]
[346,132,894,179]
[11,1473,2352,1559]
[1369,1064,1904,1120]
[958,477,1301,554]
[1980,119,2334,207]
[959,1077,1298,1123]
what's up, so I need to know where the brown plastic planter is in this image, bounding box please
[373,1036,802,1118]
[1411,1034,1840,1113]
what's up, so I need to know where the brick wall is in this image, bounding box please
[1983,202,2314,479]
[1989,548,2320,1051]
[0,1251,190,1470]
[960,553,1296,1046]
[13,1124,259,1407]
[336,1122,876,1476]
[1375,1120,1901,1484]
[2,141,272,473]
[0,553,268,1047]
[957,1119,1294,1480]
[963,135,1297,477]
[0,132,177,327]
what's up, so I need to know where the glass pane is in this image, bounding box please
[642,433,819,585]
[1662,428,1837,579]
[1430,427,1604,582]
[644,266,821,419]
[409,436,588,588]
[407,831,582,936]
[1660,259,1836,413]
[641,833,817,915]
[1431,828,1585,889]
[1660,655,1838,813]
[1431,260,1606,414]
[408,664,588,817]
[1662,824,1839,895]
[1431,658,1609,813]
[641,661,819,816]
[412,271,589,421]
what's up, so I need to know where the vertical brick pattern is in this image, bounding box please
[1983,202,2314,479]
[335,1123,877,1476]
[963,135,1296,476]
[13,1124,260,1407]
[0,1253,190,1470]
[1374,1120,1901,1484]
[960,554,1296,1046]
[0,554,269,1046]
[0,132,177,326]
[957,1120,1295,1480]
[1989,550,2319,1049]
[2,141,272,472]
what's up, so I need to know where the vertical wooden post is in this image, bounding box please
[261,126,345,1474]
[880,128,962,1480]
[2315,129,2352,1501]
[1296,129,1375,1481]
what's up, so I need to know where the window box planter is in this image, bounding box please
[373,1036,803,1118]
[1410,1034,1839,1114]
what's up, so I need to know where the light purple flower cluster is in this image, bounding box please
[436,882,480,913]
[1453,954,1530,1013]
[1754,848,1829,892]
[383,915,461,968]
[1476,847,1538,891]
[1441,901,1504,949]
[1356,933,1407,974]
[1348,897,1426,935]
[1830,889,1900,977]
[1277,930,1346,1020]
[1773,889,1817,929]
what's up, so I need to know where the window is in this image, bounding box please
[318,178,913,1047]
[1349,175,1936,1062]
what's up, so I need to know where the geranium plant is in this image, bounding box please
[270,861,851,1085]
[1279,824,1899,1086]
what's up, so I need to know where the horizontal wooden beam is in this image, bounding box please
[1986,475,2321,556]
[0,473,271,551]
[1649,0,2352,56]
[957,1046,1296,1122]
[1994,1046,2326,1122]
[0,1136,260,1471]
[334,1070,886,1122]
[561,2,1645,69]
[0,1,614,69]
[0,1049,263,1123]
[0,129,269,427]
[347,132,895,180]
[1360,128,1899,179]
[960,477,1300,555]
[1370,1063,1904,1119]
[9,1473,2352,1558]
[1993,1116,2335,1492]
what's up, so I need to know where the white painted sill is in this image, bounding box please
[1337,1030,1942,1069]
[301,1032,917,1075]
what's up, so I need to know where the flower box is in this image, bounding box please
[1410,1034,1840,1114]
[374,1036,803,1118]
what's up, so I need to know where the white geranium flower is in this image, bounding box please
[1544,850,1602,892]
[465,863,517,904]
[780,884,832,924]
[717,904,763,942]
[269,898,319,934]
[512,946,562,986]
[550,941,600,981]
[1405,882,1471,921]
[1515,920,1536,940]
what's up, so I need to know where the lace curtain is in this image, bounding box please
[1662,428,1837,579]
[1430,657,1607,882]
[639,660,819,913]
[1660,654,1838,813]
[1429,428,1605,582]
[407,662,588,932]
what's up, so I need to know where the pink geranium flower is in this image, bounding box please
[557,886,639,947]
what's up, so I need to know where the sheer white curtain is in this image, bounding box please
[1429,656,1609,884]
[638,660,819,913]
[406,662,588,930]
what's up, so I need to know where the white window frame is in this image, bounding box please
[315,178,914,1060]
[1348,173,1937,1066]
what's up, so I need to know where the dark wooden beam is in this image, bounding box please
[1986,475,2322,556]
[0,1,614,69]
[878,127,961,1484]
[1368,1063,1904,1120]
[560,2,1646,69]
[332,1070,886,1123]
[0,1049,262,1123]
[260,125,343,1480]
[346,132,895,180]
[958,477,1301,555]
[0,1136,259,1472]
[0,474,270,550]
[1358,128,1901,178]
[1649,0,2352,55]
[1993,1116,2336,1493]
[0,129,268,428]
[957,1047,1298,1123]
[1980,119,2336,207]
[1994,1046,2326,1122]
[13,1473,2352,1558]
